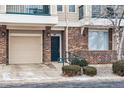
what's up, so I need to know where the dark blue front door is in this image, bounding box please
[51,36,60,61]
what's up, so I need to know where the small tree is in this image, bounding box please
[103,5,124,60]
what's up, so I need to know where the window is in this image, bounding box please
[6,5,50,15]
[88,31,109,50]
[79,5,83,19]
[92,5,101,18]
[27,5,44,14]
[57,5,63,12]
[69,5,75,12]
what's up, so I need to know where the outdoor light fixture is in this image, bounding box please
[0,31,6,37]
[47,31,51,37]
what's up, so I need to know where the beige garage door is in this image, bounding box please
[9,31,42,64]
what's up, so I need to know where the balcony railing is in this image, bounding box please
[6,5,50,16]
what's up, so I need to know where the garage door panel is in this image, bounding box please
[9,35,42,64]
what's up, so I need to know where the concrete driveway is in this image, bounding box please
[0,63,124,84]
[0,63,64,83]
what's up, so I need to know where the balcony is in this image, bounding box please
[6,5,50,16]
[0,5,58,25]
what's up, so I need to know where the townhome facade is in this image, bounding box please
[0,5,123,65]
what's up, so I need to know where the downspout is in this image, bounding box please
[65,5,69,62]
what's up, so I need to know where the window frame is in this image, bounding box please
[68,5,76,13]
[88,30,109,51]
[57,5,63,13]
[79,5,84,19]
[92,5,102,18]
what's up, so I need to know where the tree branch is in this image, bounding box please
[108,17,115,26]
[118,10,124,27]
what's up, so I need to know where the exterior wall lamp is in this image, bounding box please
[0,31,6,38]
[47,31,51,37]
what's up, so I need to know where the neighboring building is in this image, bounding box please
[0,5,123,64]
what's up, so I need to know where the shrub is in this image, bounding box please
[83,66,97,76]
[112,60,124,76]
[62,65,81,76]
[71,58,88,67]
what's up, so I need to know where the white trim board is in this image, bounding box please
[89,29,108,32]
[9,33,42,36]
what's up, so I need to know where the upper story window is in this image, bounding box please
[69,5,75,12]
[57,5,63,12]
[105,5,124,18]
[27,5,44,14]
[79,5,83,19]
[92,5,101,18]
[6,5,50,15]
[92,5,124,18]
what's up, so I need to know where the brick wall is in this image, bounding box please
[68,27,117,64]
[43,27,51,63]
[0,25,8,64]
[74,50,117,64]
[68,27,88,52]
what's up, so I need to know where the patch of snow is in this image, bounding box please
[2,73,23,81]
[2,73,12,80]
[24,72,34,76]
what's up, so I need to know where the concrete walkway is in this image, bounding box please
[0,63,124,84]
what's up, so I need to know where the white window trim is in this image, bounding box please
[89,29,108,32]
[68,5,76,13]
[57,5,64,13]
[88,29,109,51]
